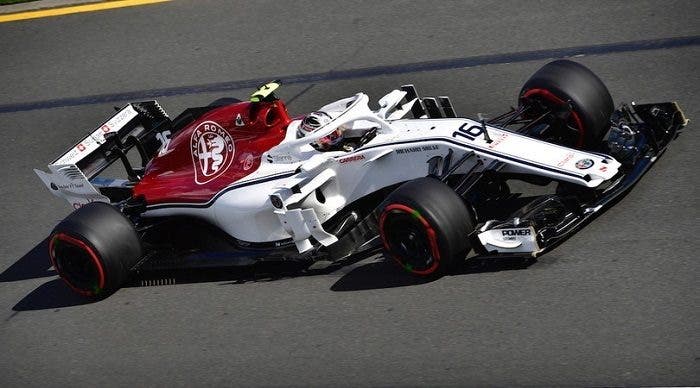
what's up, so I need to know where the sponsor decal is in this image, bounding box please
[73,201,90,209]
[235,113,245,127]
[266,154,293,163]
[72,197,103,210]
[558,152,574,167]
[190,121,235,185]
[396,144,439,155]
[55,141,95,164]
[599,165,608,172]
[500,228,531,241]
[241,153,255,171]
[56,149,80,164]
[575,158,594,169]
[487,133,508,149]
[478,226,539,252]
[91,104,138,143]
[338,154,366,164]
[54,105,137,165]
[56,182,86,190]
[502,229,531,236]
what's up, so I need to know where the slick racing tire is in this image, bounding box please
[49,202,142,297]
[520,59,614,149]
[379,177,475,277]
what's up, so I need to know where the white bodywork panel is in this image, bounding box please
[34,164,110,210]
[477,226,541,254]
[142,92,621,252]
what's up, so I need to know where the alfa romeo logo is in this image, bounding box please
[575,158,594,169]
[190,121,235,185]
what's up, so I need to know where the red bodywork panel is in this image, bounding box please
[133,100,290,204]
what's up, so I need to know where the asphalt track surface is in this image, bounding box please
[0,1,699,386]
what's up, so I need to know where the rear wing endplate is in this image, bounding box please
[34,102,170,209]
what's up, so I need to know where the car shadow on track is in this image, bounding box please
[12,260,319,311]
[330,256,537,291]
[5,239,97,311]
[10,244,377,311]
[0,238,56,283]
[10,240,536,311]
[13,279,94,311]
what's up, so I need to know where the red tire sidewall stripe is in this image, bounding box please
[379,203,441,275]
[522,88,586,148]
[49,232,106,296]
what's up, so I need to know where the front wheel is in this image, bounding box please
[520,60,614,149]
[49,202,142,297]
[378,177,475,276]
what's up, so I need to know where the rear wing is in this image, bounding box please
[34,101,171,209]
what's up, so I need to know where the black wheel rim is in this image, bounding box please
[380,206,440,274]
[50,235,104,295]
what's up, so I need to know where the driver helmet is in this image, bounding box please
[297,111,344,149]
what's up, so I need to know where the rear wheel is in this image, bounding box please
[520,60,614,149]
[378,177,475,276]
[49,202,142,297]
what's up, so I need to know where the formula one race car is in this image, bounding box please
[35,60,688,297]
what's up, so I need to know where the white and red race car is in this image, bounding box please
[35,60,688,297]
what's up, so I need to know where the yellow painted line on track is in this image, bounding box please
[0,0,171,23]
